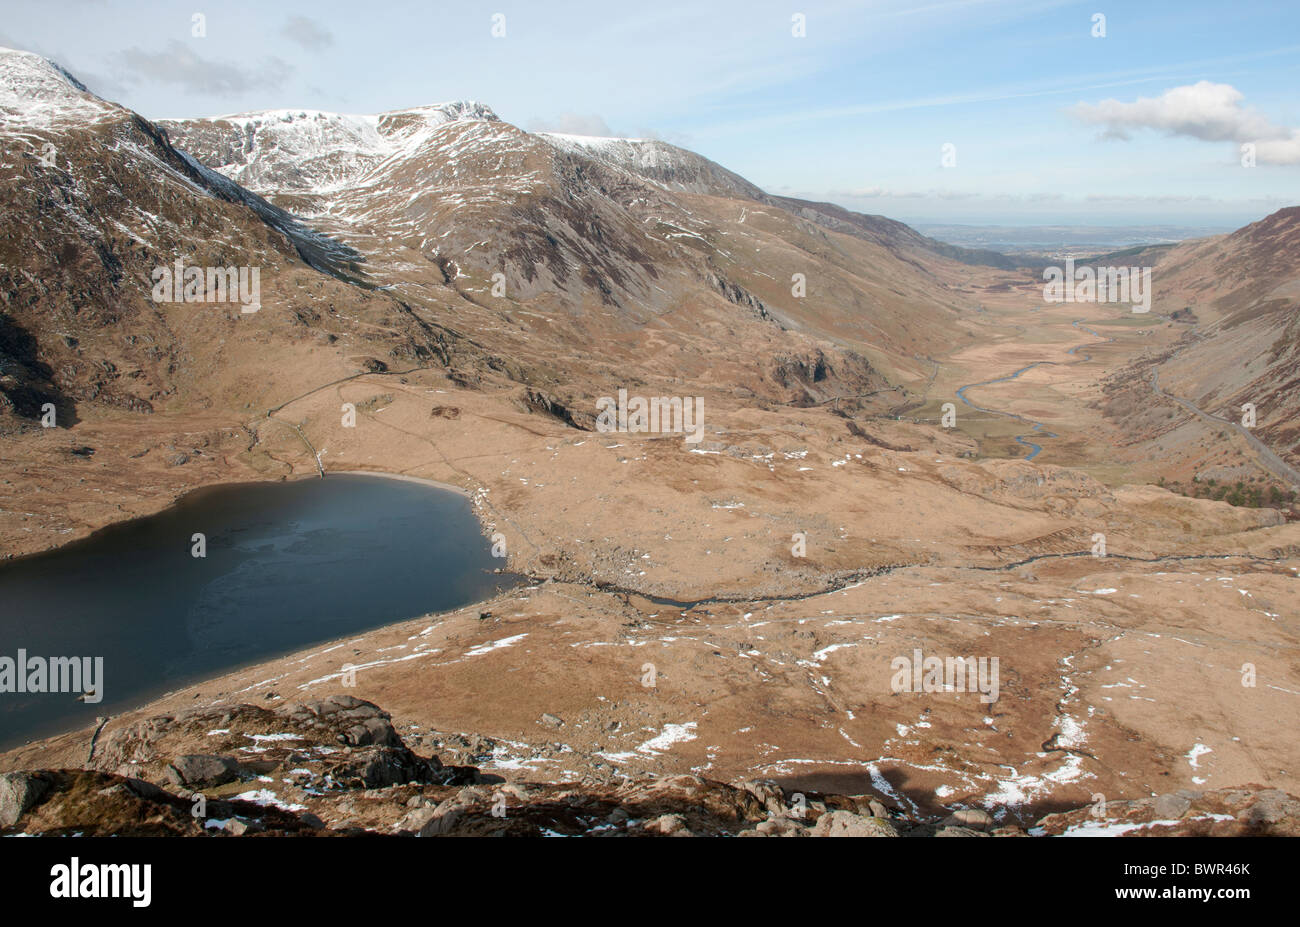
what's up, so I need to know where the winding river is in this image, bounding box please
[954,319,1114,461]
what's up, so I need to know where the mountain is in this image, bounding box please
[158,101,997,374]
[1119,207,1300,472]
[0,45,1020,557]
[1,44,1022,448]
[0,46,106,124]
[0,47,421,432]
[3,47,1299,835]
[0,56,757,438]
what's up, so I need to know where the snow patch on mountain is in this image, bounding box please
[160,102,501,197]
[0,46,116,128]
[539,132,766,199]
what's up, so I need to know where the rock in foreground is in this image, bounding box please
[2,698,1295,838]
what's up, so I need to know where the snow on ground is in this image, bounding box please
[232,789,306,812]
[464,633,528,657]
[0,47,116,128]
[636,722,698,755]
[1034,814,1234,837]
[982,754,1091,818]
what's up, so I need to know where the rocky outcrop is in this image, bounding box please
[87,695,461,791]
[6,697,1295,837]
[1029,787,1300,837]
[707,272,770,321]
[0,771,52,827]
[0,768,326,836]
[164,755,242,789]
[809,810,899,837]
[514,389,595,430]
[770,348,887,406]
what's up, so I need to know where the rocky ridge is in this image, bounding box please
[5,696,1292,838]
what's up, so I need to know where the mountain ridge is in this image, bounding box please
[2,45,1299,837]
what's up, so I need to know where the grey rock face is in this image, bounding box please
[941,808,994,831]
[165,754,242,789]
[327,747,437,789]
[1153,793,1192,820]
[812,810,899,837]
[277,695,403,747]
[0,772,52,827]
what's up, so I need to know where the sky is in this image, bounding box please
[3,0,1298,228]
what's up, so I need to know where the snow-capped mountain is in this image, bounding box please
[161,97,982,345]
[0,46,113,127]
[1,45,992,436]
[538,133,767,199]
[158,102,502,202]
[0,47,441,426]
[162,103,764,206]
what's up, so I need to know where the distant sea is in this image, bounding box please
[911,223,1234,254]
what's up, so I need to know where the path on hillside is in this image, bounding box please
[1150,367,1300,489]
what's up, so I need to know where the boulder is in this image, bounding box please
[643,813,692,836]
[812,810,899,837]
[1152,793,1191,820]
[0,772,51,827]
[417,800,463,837]
[276,696,404,747]
[737,779,786,816]
[327,746,435,789]
[341,717,402,748]
[164,754,242,789]
[754,816,811,837]
[222,818,264,836]
[1245,795,1288,825]
[396,805,440,834]
[940,808,994,831]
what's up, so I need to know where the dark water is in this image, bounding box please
[0,474,516,749]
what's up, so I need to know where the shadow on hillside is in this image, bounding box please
[0,313,80,427]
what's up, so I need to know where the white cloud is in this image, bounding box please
[527,113,617,138]
[1254,131,1300,166]
[1070,81,1298,164]
[281,16,334,52]
[116,41,291,95]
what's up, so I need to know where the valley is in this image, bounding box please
[4,273,1295,831]
[0,46,1296,838]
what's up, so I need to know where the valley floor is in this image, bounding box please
[2,287,1297,830]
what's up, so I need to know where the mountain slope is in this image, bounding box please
[3,48,1299,828]
[1140,207,1300,470]
[0,48,467,433]
[536,134,1021,269]
[160,101,1007,390]
[2,46,984,462]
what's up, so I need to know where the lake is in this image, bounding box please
[0,473,516,750]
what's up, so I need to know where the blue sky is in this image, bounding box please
[4,0,1298,227]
